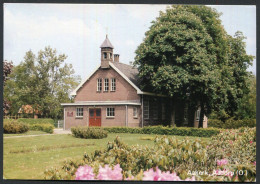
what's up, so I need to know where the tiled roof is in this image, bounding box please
[112,62,140,88]
[100,35,114,49]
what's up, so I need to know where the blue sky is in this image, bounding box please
[4,4,256,80]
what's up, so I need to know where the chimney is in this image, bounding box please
[114,54,120,62]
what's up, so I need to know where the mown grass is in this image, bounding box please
[3,131,48,137]
[3,133,210,179]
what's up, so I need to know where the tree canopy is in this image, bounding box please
[4,46,81,119]
[134,5,254,127]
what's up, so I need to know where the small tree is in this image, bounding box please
[4,46,80,119]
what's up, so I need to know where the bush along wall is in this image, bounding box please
[3,120,29,134]
[44,127,256,182]
[208,118,256,129]
[102,125,220,137]
[71,127,108,139]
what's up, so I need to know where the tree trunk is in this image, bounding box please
[170,98,176,127]
[199,101,205,128]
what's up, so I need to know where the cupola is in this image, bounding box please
[100,35,114,68]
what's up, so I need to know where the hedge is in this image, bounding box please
[71,127,108,139]
[17,118,55,125]
[208,118,256,129]
[102,125,220,137]
[29,124,54,134]
[3,120,29,134]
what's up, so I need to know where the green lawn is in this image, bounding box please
[3,131,48,137]
[3,133,210,179]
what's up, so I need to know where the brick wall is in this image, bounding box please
[64,105,141,129]
[75,67,140,102]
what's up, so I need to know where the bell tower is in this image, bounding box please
[100,34,114,68]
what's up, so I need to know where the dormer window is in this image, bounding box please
[103,52,107,59]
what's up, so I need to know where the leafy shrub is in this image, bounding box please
[3,120,29,134]
[208,118,256,129]
[103,126,220,137]
[45,127,256,182]
[17,118,55,125]
[71,127,108,139]
[29,123,54,133]
[208,127,256,165]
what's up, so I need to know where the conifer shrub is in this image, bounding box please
[3,120,29,134]
[71,127,108,139]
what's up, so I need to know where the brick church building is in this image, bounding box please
[61,35,207,129]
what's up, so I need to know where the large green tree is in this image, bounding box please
[134,5,254,127]
[4,46,80,119]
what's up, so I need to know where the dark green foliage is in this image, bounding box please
[3,120,29,134]
[134,5,254,127]
[102,125,220,137]
[71,127,108,139]
[208,118,256,129]
[28,124,54,134]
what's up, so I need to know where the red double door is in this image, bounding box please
[89,108,101,127]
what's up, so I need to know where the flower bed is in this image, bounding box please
[44,127,256,182]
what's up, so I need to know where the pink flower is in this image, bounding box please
[250,141,253,144]
[185,176,196,181]
[253,161,256,165]
[217,159,228,166]
[97,164,123,180]
[160,171,181,181]
[229,140,233,144]
[75,165,95,180]
[142,167,183,181]
[142,167,161,181]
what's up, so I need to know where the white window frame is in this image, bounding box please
[106,107,115,117]
[111,78,116,91]
[143,100,149,120]
[152,101,158,120]
[196,109,200,121]
[97,78,102,92]
[133,107,138,118]
[104,78,109,92]
[76,107,83,118]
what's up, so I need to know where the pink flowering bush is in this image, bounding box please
[97,164,123,180]
[75,165,95,180]
[217,159,228,166]
[75,164,195,181]
[45,128,256,182]
[142,167,195,181]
